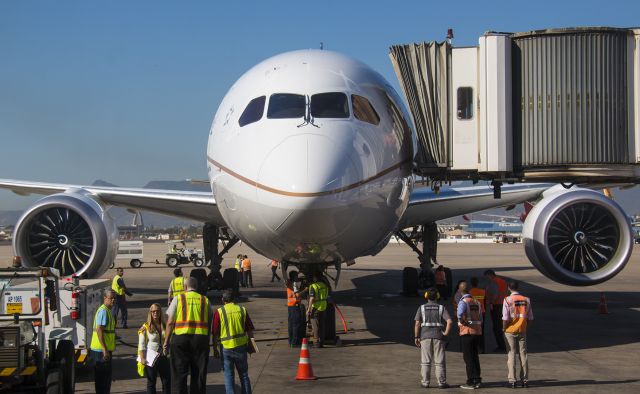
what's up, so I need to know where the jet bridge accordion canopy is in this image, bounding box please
[390,27,640,184]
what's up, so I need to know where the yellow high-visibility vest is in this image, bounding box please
[218,303,248,349]
[234,259,241,271]
[170,277,185,297]
[310,281,329,312]
[112,275,124,296]
[90,304,116,351]
[174,291,210,335]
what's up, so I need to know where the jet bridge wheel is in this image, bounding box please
[402,267,418,296]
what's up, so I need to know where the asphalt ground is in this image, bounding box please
[1,241,639,393]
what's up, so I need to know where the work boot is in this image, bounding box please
[420,382,429,388]
[508,382,517,389]
[438,383,450,389]
[521,381,529,388]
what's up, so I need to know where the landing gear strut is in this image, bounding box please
[202,224,241,296]
[395,222,439,296]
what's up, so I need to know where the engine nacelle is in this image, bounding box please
[522,185,633,286]
[12,192,118,278]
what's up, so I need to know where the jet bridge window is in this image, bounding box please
[457,87,474,120]
[352,94,380,125]
[311,92,349,118]
[267,93,306,119]
[239,96,266,127]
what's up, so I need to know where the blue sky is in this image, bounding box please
[1,0,638,209]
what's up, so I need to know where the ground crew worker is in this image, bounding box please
[213,290,255,394]
[90,290,117,394]
[167,268,185,306]
[414,288,452,389]
[269,259,281,282]
[287,271,302,347]
[171,244,178,255]
[306,273,329,348]
[457,284,483,390]
[138,303,171,394]
[434,265,448,300]
[163,277,213,394]
[484,269,507,352]
[112,267,132,328]
[235,254,244,287]
[502,280,533,388]
[469,276,486,353]
[241,255,253,288]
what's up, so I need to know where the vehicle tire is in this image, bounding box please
[222,268,239,294]
[193,258,205,267]
[45,368,61,394]
[109,262,115,269]
[166,256,179,267]
[402,267,418,296]
[130,259,142,268]
[55,340,75,394]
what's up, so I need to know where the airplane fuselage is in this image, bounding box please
[207,50,416,264]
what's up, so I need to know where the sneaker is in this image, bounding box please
[438,383,450,389]
[521,381,529,388]
[420,383,429,388]
[508,382,517,389]
[473,382,482,389]
[460,384,476,390]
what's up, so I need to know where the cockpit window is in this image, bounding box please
[238,96,266,127]
[352,95,380,125]
[267,94,305,119]
[310,92,349,118]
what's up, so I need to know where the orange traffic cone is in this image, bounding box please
[597,292,609,314]
[295,338,317,380]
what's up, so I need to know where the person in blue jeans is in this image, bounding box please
[213,290,255,394]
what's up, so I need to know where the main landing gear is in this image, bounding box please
[202,224,241,296]
[395,222,442,296]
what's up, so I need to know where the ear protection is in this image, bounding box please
[424,289,441,301]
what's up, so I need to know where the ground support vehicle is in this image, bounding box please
[112,240,160,268]
[0,267,108,393]
[164,241,205,268]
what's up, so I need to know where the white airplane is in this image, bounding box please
[0,50,634,287]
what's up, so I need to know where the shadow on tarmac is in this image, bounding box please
[338,266,640,354]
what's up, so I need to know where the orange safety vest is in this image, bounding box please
[241,259,251,271]
[286,288,299,307]
[435,270,446,286]
[488,277,508,305]
[469,287,486,313]
[504,293,530,334]
[458,295,482,336]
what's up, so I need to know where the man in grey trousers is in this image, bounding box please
[414,288,453,389]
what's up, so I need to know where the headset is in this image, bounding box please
[424,288,441,301]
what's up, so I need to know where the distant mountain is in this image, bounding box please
[0,211,22,227]
[143,180,210,192]
[92,179,118,187]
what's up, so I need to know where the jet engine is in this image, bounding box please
[522,185,633,286]
[12,192,118,278]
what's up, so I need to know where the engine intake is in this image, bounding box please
[12,193,118,278]
[522,186,633,286]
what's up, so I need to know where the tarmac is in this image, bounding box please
[1,241,639,393]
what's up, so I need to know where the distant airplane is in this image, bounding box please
[0,50,634,287]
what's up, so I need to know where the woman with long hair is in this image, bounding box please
[138,303,171,394]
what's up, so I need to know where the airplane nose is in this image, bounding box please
[256,133,361,234]
[257,133,360,200]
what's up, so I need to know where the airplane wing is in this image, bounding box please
[400,183,551,228]
[0,179,225,224]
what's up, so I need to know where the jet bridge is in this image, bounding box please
[390,27,640,185]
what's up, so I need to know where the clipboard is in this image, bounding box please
[136,348,161,367]
[248,338,259,354]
